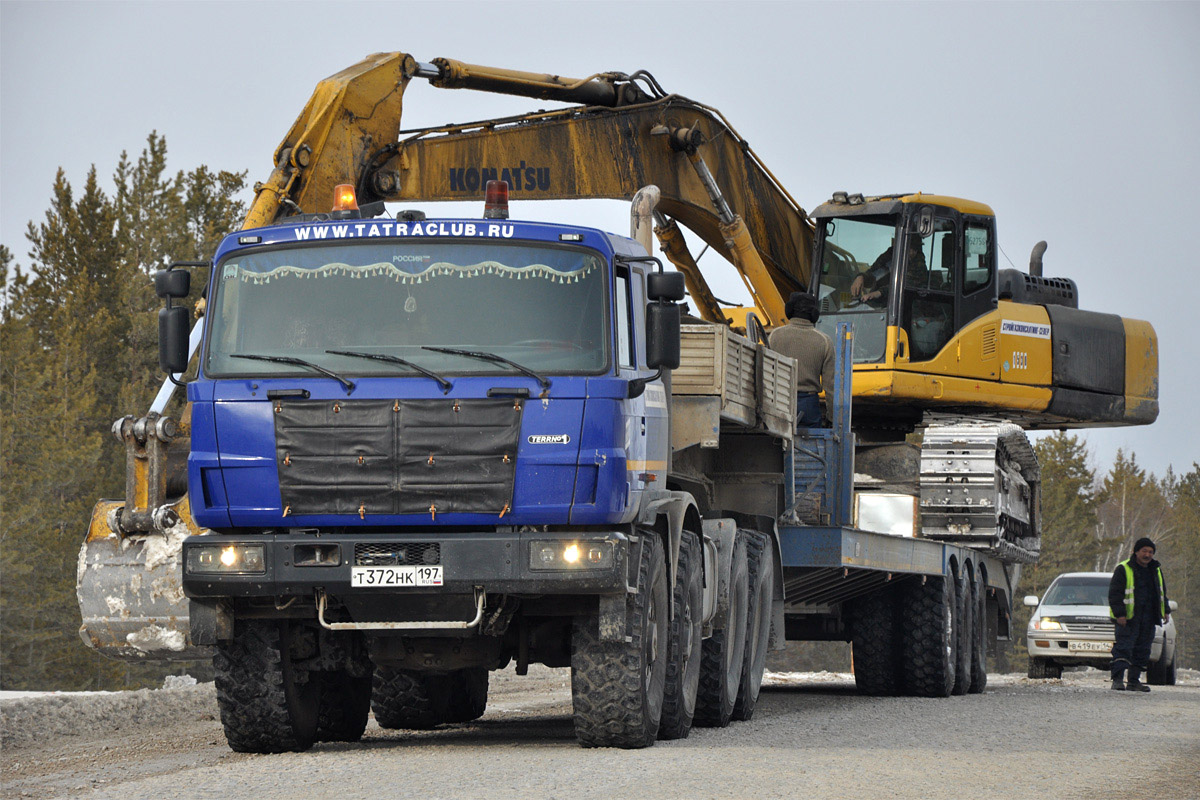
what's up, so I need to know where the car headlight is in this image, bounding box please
[529,540,613,571]
[187,544,266,575]
[1031,617,1062,631]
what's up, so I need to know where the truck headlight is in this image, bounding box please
[529,540,613,571]
[187,544,266,575]
[1031,617,1061,631]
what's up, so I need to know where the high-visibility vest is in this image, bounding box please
[1109,559,1166,619]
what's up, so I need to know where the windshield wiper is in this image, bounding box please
[422,346,552,393]
[325,349,453,394]
[230,354,356,393]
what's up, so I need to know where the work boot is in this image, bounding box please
[1110,666,1126,691]
[1126,668,1151,692]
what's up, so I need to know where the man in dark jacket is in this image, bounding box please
[1108,537,1171,692]
[768,292,835,427]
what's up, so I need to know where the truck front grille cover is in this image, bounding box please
[274,398,523,517]
[355,542,441,566]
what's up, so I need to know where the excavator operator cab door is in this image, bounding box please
[896,206,998,362]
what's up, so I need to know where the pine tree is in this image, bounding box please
[0,136,245,689]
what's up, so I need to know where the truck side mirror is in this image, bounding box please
[647,271,685,302]
[1023,595,1039,607]
[159,306,190,373]
[646,301,681,370]
[155,268,191,299]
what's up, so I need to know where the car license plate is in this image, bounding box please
[350,566,443,587]
[1067,640,1112,653]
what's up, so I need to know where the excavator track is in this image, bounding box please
[918,421,1040,564]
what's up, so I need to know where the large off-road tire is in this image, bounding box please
[214,620,319,753]
[439,667,489,723]
[659,531,704,740]
[371,666,442,729]
[316,670,372,742]
[733,531,773,722]
[968,574,988,693]
[951,568,973,696]
[900,575,956,697]
[694,532,749,728]
[571,534,669,748]
[848,588,902,696]
[1027,657,1062,679]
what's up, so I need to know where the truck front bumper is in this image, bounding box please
[182,529,631,599]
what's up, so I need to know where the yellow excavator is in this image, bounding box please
[78,52,1156,662]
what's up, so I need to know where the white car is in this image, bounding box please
[1025,571,1178,684]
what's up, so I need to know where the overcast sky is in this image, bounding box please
[2,1,1197,479]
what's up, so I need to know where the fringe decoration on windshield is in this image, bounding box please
[231,259,596,286]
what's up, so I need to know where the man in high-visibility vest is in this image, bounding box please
[1108,537,1171,692]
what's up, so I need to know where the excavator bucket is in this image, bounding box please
[77,496,213,662]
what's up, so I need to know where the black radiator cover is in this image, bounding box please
[274,398,524,517]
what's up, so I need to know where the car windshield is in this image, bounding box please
[814,215,898,363]
[206,239,608,378]
[1042,577,1110,606]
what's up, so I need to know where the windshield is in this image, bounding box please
[206,239,608,378]
[814,216,898,363]
[1042,577,1110,607]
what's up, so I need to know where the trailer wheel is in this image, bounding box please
[439,667,489,723]
[214,619,319,753]
[901,575,956,697]
[1027,657,1061,680]
[968,575,988,693]
[659,531,703,740]
[694,532,749,727]
[848,587,902,696]
[733,531,773,721]
[371,666,442,729]
[571,534,669,748]
[316,670,372,742]
[952,568,972,696]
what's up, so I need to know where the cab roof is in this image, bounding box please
[811,192,995,219]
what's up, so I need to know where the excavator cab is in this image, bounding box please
[811,193,997,365]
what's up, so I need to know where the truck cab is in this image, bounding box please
[189,214,669,533]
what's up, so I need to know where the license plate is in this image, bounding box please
[1067,640,1112,653]
[351,566,443,587]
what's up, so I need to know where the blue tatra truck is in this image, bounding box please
[79,186,1023,754]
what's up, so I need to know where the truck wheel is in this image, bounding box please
[968,575,988,693]
[316,670,372,742]
[659,531,703,740]
[439,667,489,723]
[951,568,972,696]
[371,666,442,729]
[848,588,902,696]
[900,575,956,697]
[733,531,773,721]
[694,532,749,728]
[214,620,319,753]
[571,533,669,748]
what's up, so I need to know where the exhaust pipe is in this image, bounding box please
[1029,241,1047,277]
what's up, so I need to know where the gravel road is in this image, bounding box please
[4,668,1198,800]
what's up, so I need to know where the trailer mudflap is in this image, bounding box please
[77,498,214,662]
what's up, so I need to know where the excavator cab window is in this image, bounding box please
[813,215,898,363]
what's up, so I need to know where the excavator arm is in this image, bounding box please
[246,53,815,325]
